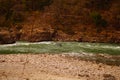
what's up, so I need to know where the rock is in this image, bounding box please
[0,31,16,44]
[28,31,52,42]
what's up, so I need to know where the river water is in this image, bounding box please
[0,41,120,55]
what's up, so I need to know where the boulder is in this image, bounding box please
[0,31,16,44]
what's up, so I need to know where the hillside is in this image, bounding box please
[0,0,120,44]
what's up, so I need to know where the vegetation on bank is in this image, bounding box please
[0,0,53,27]
[0,42,120,55]
[0,0,120,43]
[0,0,119,28]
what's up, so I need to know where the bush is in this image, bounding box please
[11,12,25,23]
[85,0,112,10]
[24,0,53,11]
[90,12,107,27]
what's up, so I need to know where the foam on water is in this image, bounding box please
[0,41,53,47]
[0,43,17,47]
[102,46,120,49]
[80,43,120,50]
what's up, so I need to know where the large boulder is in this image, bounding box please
[0,31,16,44]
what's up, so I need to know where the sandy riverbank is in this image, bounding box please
[0,54,120,80]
